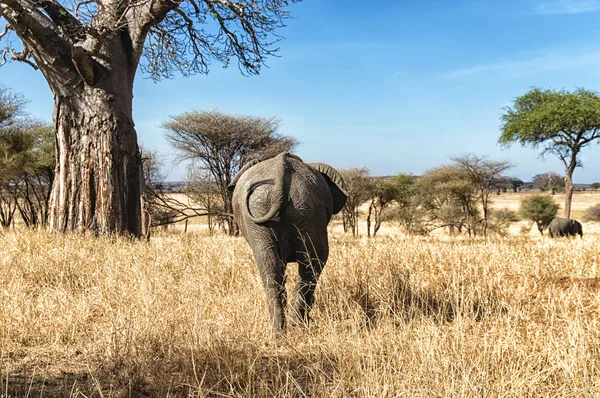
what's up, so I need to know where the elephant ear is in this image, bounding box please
[228,159,261,192]
[310,163,348,214]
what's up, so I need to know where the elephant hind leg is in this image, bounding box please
[295,242,327,325]
[253,245,287,333]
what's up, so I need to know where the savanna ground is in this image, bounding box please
[1,192,600,397]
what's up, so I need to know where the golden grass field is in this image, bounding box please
[1,192,600,397]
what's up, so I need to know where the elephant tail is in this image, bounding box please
[244,153,290,224]
[245,179,284,224]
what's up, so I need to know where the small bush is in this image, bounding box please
[487,208,520,235]
[519,195,559,235]
[583,204,600,222]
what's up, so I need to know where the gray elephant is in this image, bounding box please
[548,217,583,238]
[228,152,347,333]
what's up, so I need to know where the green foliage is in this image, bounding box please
[0,86,55,228]
[532,172,564,193]
[367,174,418,236]
[591,182,600,190]
[390,173,416,207]
[583,204,600,222]
[340,167,371,237]
[500,88,600,150]
[519,195,560,235]
[505,178,524,192]
[163,111,297,168]
[416,165,479,235]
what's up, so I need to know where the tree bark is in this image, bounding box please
[564,172,573,219]
[366,200,373,237]
[0,0,148,236]
[48,78,142,235]
[481,193,489,237]
[564,159,577,219]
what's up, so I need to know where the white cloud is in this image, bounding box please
[444,50,600,79]
[533,0,600,15]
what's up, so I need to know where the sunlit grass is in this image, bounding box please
[1,229,599,396]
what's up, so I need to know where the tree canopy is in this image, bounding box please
[163,110,297,186]
[500,88,600,153]
[531,172,565,193]
[0,0,300,81]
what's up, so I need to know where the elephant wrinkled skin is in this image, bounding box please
[229,152,348,333]
[548,217,583,238]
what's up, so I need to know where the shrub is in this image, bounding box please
[519,195,560,235]
[487,208,520,236]
[583,204,600,222]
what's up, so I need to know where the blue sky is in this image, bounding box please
[3,0,600,182]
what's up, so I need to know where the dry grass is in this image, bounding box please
[1,228,600,397]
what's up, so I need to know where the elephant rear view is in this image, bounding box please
[229,152,347,333]
[548,217,583,238]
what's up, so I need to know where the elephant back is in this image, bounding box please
[549,217,583,237]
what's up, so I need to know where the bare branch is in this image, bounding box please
[10,47,38,69]
[74,0,94,19]
[0,23,9,40]
[33,0,86,41]
[0,0,72,65]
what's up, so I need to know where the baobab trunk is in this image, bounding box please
[48,85,143,235]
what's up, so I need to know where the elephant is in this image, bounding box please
[228,152,347,333]
[548,217,583,238]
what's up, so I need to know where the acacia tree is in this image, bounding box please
[339,167,370,237]
[163,110,297,234]
[531,172,565,194]
[506,177,524,193]
[0,85,25,226]
[366,178,397,237]
[385,173,427,235]
[450,154,512,237]
[500,88,600,219]
[417,165,479,236]
[0,0,300,235]
[0,86,55,227]
[9,123,55,227]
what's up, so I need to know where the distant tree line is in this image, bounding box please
[337,155,518,237]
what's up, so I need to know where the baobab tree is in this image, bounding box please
[0,0,300,235]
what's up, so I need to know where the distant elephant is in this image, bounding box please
[228,152,347,333]
[548,218,583,238]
